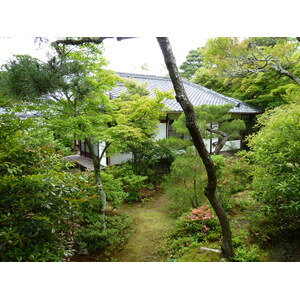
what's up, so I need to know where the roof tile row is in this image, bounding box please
[112,72,263,114]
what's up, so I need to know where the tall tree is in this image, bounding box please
[157,37,234,258]
[179,49,203,80]
[192,37,300,110]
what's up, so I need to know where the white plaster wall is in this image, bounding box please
[110,153,133,165]
[154,123,167,141]
[96,123,241,167]
[99,142,107,166]
[204,137,219,153]
[204,138,240,152]
[223,140,241,151]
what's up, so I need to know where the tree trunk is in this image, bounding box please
[157,37,234,258]
[85,138,107,229]
[206,127,229,154]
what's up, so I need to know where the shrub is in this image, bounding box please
[0,173,77,261]
[231,245,261,262]
[73,213,132,254]
[246,103,300,236]
[211,154,253,212]
[161,205,221,259]
[163,147,206,216]
[130,138,192,184]
[175,205,220,240]
[105,163,149,203]
[0,113,132,261]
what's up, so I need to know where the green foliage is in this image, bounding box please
[131,137,191,182]
[102,79,171,157]
[73,213,132,254]
[0,113,132,261]
[104,163,149,203]
[231,245,261,262]
[0,43,170,222]
[228,229,261,262]
[163,147,206,216]
[0,55,58,104]
[0,114,72,176]
[0,44,118,153]
[22,120,72,155]
[179,49,203,80]
[211,154,253,211]
[0,171,78,261]
[172,104,245,153]
[0,117,99,262]
[192,37,300,110]
[246,103,300,237]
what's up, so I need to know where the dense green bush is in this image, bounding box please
[163,147,207,216]
[211,154,253,212]
[73,213,132,254]
[105,163,149,203]
[231,245,261,262]
[0,165,133,261]
[0,172,77,261]
[246,103,300,238]
[0,114,132,261]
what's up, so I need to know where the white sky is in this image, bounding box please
[0,37,209,76]
[103,37,209,75]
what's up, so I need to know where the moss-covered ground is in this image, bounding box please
[114,189,175,262]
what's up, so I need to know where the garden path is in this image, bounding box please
[115,189,174,262]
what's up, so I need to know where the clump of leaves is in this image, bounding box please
[163,146,206,216]
[73,213,132,255]
[246,103,300,238]
[211,154,253,212]
[105,163,150,203]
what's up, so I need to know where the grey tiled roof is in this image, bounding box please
[0,107,42,119]
[111,72,263,114]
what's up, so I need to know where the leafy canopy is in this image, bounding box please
[181,37,300,110]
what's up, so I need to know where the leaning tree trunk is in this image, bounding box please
[157,37,234,258]
[85,138,107,229]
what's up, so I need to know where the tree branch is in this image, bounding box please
[52,37,135,47]
[206,127,229,154]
